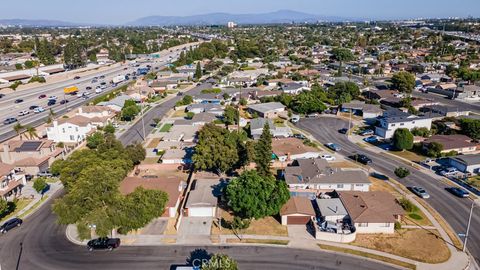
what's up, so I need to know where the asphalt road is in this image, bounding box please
[412,91,480,112]
[119,83,213,146]
[297,117,480,264]
[0,192,395,270]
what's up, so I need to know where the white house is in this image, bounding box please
[46,116,95,144]
[375,109,432,139]
[184,179,221,217]
[448,154,480,173]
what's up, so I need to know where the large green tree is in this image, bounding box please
[195,61,202,80]
[393,128,414,151]
[331,48,355,76]
[459,118,480,140]
[255,123,272,177]
[391,71,415,93]
[225,170,290,219]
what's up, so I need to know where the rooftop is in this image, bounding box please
[338,191,404,223]
[280,196,315,216]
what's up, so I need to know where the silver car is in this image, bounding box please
[411,186,430,199]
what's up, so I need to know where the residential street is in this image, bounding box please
[296,117,480,264]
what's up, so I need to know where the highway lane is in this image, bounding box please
[0,191,396,270]
[297,117,480,264]
[119,83,213,146]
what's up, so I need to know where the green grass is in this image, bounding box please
[318,244,416,270]
[19,196,48,219]
[0,199,32,222]
[159,123,173,132]
[408,213,423,220]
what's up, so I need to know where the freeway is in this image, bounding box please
[0,174,396,270]
[0,42,197,142]
[297,117,480,264]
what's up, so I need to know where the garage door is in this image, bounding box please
[188,207,215,217]
[287,216,310,225]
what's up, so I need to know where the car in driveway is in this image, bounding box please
[410,186,430,199]
[33,107,45,113]
[440,167,459,177]
[359,129,374,136]
[3,117,18,125]
[37,171,54,177]
[351,154,372,165]
[326,143,341,152]
[87,237,121,251]
[321,154,336,161]
[14,99,23,104]
[38,94,47,99]
[445,187,469,198]
[364,136,379,143]
[18,110,29,116]
[0,218,23,234]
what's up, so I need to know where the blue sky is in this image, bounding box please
[2,0,480,24]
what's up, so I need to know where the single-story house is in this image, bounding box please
[315,198,348,223]
[161,148,192,164]
[248,102,286,119]
[423,135,478,154]
[448,154,480,173]
[272,138,321,162]
[341,101,383,123]
[184,178,224,217]
[250,118,292,140]
[338,191,404,234]
[280,196,316,225]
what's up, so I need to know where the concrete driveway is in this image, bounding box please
[179,217,212,235]
[139,218,168,235]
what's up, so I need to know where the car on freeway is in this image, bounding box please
[100,81,106,85]
[48,96,57,100]
[76,92,85,98]
[14,99,24,104]
[86,86,92,90]
[101,85,107,90]
[29,105,39,110]
[410,186,430,199]
[351,154,372,165]
[0,218,23,234]
[359,129,374,136]
[95,87,103,93]
[338,128,349,134]
[38,94,47,99]
[445,187,469,198]
[326,143,341,152]
[18,110,29,116]
[87,237,121,251]
[3,117,18,125]
[363,136,379,143]
[321,154,336,161]
[440,167,459,177]
[60,99,69,105]
[33,107,45,113]
[47,99,56,106]
[73,76,81,80]
[91,79,98,83]
[99,75,105,79]
[0,93,5,98]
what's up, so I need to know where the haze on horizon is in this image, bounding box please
[1,0,480,25]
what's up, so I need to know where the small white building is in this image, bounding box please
[375,110,432,139]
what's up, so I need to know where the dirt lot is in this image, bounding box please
[351,229,451,263]
[211,209,288,236]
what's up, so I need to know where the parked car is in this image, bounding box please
[351,154,372,165]
[0,218,23,234]
[321,154,336,161]
[18,110,29,116]
[38,94,47,99]
[326,143,341,152]
[14,99,23,104]
[290,115,300,123]
[60,99,69,105]
[440,167,459,177]
[3,117,18,125]
[306,113,320,118]
[87,237,121,251]
[33,107,45,113]
[47,99,56,106]
[37,171,53,177]
[445,187,469,198]
[338,128,349,134]
[364,136,379,143]
[410,186,430,199]
[359,129,374,136]
[293,133,306,140]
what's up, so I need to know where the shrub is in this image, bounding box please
[394,167,410,178]
[28,76,46,83]
[398,197,419,213]
[394,221,402,230]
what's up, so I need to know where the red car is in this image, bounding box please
[38,94,47,99]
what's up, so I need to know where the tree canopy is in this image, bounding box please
[391,71,415,93]
[255,124,272,177]
[393,128,414,151]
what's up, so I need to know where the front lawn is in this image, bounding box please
[390,150,427,163]
[0,198,32,222]
[159,123,173,133]
[211,210,288,236]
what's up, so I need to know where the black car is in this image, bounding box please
[47,100,56,106]
[14,99,24,104]
[60,99,69,105]
[0,218,23,234]
[445,187,469,198]
[29,105,39,110]
[100,82,106,86]
[3,117,18,125]
[351,154,372,165]
[339,128,349,134]
[73,76,81,80]
[293,134,306,140]
[86,86,92,90]
[87,237,121,251]
[0,93,5,98]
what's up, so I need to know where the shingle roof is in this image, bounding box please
[424,135,477,150]
[338,191,404,223]
[450,154,480,166]
[280,197,315,216]
[119,176,182,208]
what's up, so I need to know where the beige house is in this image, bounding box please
[0,163,26,200]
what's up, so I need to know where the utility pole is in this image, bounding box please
[463,199,478,252]
[139,89,146,141]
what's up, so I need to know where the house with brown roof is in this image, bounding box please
[0,163,26,200]
[1,140,63,176]
[119,176,184,218]
[272,138,321,162]
[422,135,479,154]
[337,191,404,234]
[46,115,98,144]
[280,196,315,225]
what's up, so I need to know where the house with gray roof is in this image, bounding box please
[248,102,286,119]
[284,158,371,192]
[97,95,132,112]
[250,118,292,139]
[375,109,432,139]
[448,154,480,173]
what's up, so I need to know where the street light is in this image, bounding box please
[463,198,480,252]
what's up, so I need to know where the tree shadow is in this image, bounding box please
[186,248,212,266]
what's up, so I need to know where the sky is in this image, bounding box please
[1,0,480,24]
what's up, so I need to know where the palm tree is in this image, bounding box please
[13,123,24,140]
[25,126,39,140]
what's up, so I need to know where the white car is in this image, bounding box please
[76,92,85,98]
[48,96,57,100]
[95,87,103,93]
[18,110,29,116]
[100,85,107,90]
[33,107,45,113]
[321,154,336,161]
[440,167,458,177]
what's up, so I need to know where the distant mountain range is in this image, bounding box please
[0,10,355,27]
[128,10,350,26]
